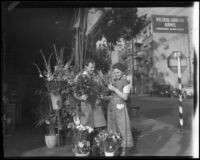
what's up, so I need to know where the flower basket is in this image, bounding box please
[49,93,62,110]
[94,130,123,156]
[104,151,115,156]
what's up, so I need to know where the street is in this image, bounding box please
[4,95,194,157]
[129,95,194,156]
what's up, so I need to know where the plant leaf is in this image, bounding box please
[33,63,42,76]
[53,44,59,64]
[65,48,74,68]
[40,49,48,71]
[60,47,64,62]
[47,52,53,73]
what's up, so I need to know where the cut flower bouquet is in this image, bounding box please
[94,130,123,153]
[33,44,75,96]
[68,117,94,154]
[74,72,109,104]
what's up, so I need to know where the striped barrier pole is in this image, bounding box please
[177,51,184,130]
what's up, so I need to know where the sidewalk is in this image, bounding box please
[129,95,193,156]
[130,115,192,156]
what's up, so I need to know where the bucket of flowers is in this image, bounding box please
[94,130,123,156]
[68,116,94,156]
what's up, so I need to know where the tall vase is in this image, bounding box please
[49,93,61,110]
[45,134,58,148]
[104,151,115,156]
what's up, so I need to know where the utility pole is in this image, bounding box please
[131,38,135,95]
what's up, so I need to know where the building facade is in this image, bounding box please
[132,13,194,94]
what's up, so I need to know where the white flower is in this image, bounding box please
[47,75,53,81]
[78,124,84,130]
[86,126,94,133]
[67,123,74,129]
[78,141,84,148]
[73,116,80,125]
[45,120,50,124]
[82,126,86,131]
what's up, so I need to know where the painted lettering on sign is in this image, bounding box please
[152,15,188,33]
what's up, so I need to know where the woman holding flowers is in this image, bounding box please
[107,62,133,156]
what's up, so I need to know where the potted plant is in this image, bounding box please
[32,103,58,148]
[67,117,94,157]
[94,130,123,156]
[33,44,75,110]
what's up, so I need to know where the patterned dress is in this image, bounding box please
[107,77,133,148]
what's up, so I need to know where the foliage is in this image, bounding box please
[86,46,111,74]
[32,104,57,135]
[94,130,123,152]
[97,8,147,45]
[59,94,77,130]
[74,73,106,97]
[32,44,76,134]
[33,44,75,95]
[45,79,72,95]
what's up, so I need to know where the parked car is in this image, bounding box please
[159,85,172,97]
[150,84,174,97]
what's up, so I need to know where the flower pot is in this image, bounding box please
[49,93,61,110]
[45,134,57,148]
[104,151,115,156]
[75,152,90,157]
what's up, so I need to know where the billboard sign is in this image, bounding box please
[152,15,188,33]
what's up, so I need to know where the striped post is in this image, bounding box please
[176,51,184,130]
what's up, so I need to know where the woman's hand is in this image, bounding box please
[108,84,116,91]
[80,94,88,101]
